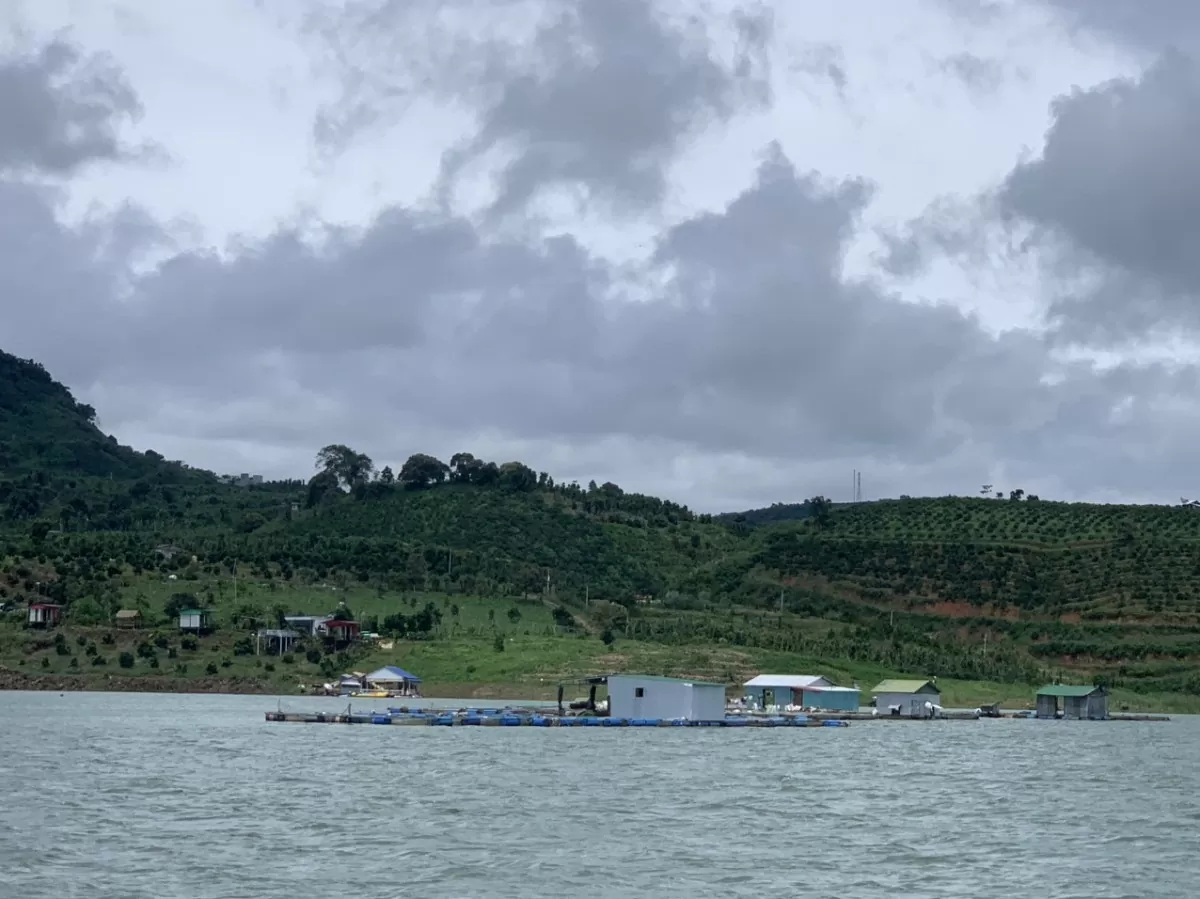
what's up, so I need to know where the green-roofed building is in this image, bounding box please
[1036,684,1108,720]
[178,608,213,634]
[870,678,941,718]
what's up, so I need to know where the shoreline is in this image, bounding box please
[0,669,555,699]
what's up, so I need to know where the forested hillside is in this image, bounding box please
[2,348,1199,701]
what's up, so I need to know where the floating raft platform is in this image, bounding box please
[265,709,849,727]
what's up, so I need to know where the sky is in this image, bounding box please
[2,0,1200,512]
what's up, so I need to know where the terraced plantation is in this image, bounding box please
[1,348,1199,707]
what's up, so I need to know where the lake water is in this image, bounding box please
[2,692,1198,898]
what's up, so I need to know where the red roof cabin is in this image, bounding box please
[322,619,360,644]
[28,603,63,628]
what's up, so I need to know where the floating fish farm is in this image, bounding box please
[264,706,850,728]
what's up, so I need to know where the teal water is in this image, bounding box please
[1,692,1197,898]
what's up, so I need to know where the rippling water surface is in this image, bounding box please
[2,692,1198,898]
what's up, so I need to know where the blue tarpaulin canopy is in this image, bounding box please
[367,666,423,683]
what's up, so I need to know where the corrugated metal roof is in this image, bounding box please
[743,674,830,689]
[1037,684,1101,697]
[115,610,141,619]
[178,608,208,615]
[608,674,727,688]
[871,679,939,694]
[368,666,423,683]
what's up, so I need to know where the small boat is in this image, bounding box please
[349,690,390,699]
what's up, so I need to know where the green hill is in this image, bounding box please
[0,350,298,533]
[0,349,1198,708]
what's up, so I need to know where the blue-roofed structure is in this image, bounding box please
[366,666,423,686]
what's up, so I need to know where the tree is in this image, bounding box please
[1009,489,1024,502]
[498,461,537,492]
[805,496,832,530]
[315,444,374,490]
[378,465,395,485]
[163,593,197,621]
[306,469,339,508]
[398,453,450,490]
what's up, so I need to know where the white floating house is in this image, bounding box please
[606,674,727,722]
[871,679,941,717]
[743,674,861,711]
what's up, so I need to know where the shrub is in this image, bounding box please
[75,635,87,647]
[263,662,275,672]
[205,662,218,676]
[149,657,159,669]
[167,647,178,659]
[91,655,107,666]
[281,653,295,664]
[492,634,505,653]
[101,632,114,645]
[181,635,198,651]
[305,648,322,665]
[154,634,170,649]
[220,658,232,669]
[232,637,254,656]
[41,657,49,668]
[55,641,71,656]
[118,652,135,669]
[68,657,78,668]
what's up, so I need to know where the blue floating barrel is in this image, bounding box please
[630,719,657,726]
[582,717,601,726]
[462,715,482,725]
[433,715,454,726]
[560,717,578,726]
[371,715,390,724]
[499,716,521,726]
[531,716,549,726]
[723,717,747,727]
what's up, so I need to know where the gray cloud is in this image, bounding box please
[9,124,1196,507]
[0,35,145,176]
[1042,0,1200,54]
[937,52,1007,93]
[996,51,1200,343]
[7,12,1200,509]
[301,0,774,217]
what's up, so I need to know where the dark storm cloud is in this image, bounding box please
[302,0,774,215]
[6,138,1140,476]
[0,35,145,175]
[881,49,1200,346]
[996,51,1200,343]
[6,15,1200,506]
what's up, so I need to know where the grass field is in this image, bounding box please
[1,569,1196,713]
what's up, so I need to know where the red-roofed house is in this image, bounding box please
[28,603,63,628]
[322,619,360,644]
